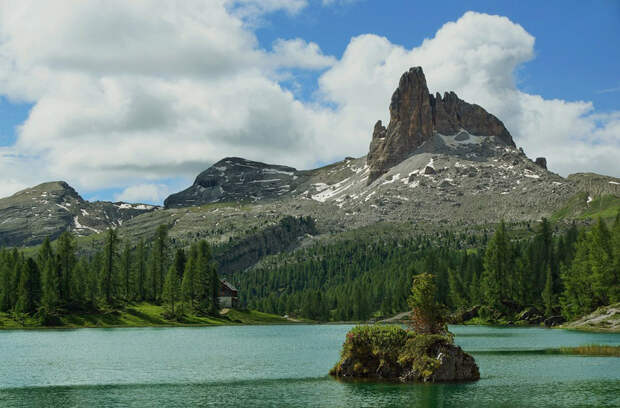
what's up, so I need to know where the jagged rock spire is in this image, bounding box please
[367,67,515,184]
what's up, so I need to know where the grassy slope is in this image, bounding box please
[552,193,620,223]
[0,303,290,330]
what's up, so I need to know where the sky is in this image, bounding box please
[0,0,618,204]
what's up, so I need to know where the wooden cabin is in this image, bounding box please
[219,280,239,308]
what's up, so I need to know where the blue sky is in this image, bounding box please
[254,0,620,109]
[0,0,618,203]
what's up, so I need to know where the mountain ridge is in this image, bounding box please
[0,66,618,249]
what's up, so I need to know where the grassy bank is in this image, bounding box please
[554,345,620,357]
[0,302,292,329]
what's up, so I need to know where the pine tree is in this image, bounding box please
[408,273,446,334]
[542,264,554,316]
[152,225,169,299]
[0,260,11,312]
[41,258,60,314]
[135,239,146,301]
[181,254,196,310]
[56,231,76,303]
[174,248,186,280]
[15,259,40,314]
[100,228,119,304]
[163,265,180,317]
[208,262,220,314]
[589,218,614,305]
[120,242,132,301]
[560,231,594,319]
[482,221,510,311]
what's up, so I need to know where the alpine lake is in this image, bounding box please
[1,324,618,407]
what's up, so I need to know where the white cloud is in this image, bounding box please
[270,38,336,69]
[0,7,617,205]
[115,183,171,204]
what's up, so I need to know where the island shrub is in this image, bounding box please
[330,325,475,382]
[329,325,409,377]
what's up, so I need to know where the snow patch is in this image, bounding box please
[250,179,281,183]
[382,173,400,185]
[73,216,99,233]
[264,168,294,176]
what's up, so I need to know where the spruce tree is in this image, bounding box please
[153,224,169,299]
[56,232,76,304]
[542,265,554,316]
[181,254,196,310]
[15,259,40,314]
[482,221,510,311]
[208,262,220,314]
[41,258,60,314]
[135,239,146,301]
[163,265,180,317]
[100,228,119,304]
[120,242,132,301]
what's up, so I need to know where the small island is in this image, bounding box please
[330,273,480,382]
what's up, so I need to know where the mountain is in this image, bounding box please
[0,66,618,251]
[164,157,310,208]
[0,181,156,247]
[158,67,590,232]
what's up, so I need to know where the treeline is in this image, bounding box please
[0,225,221,322]
[237,215,619,322]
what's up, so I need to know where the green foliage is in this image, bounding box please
[0,223,223,323]
[560,216,619,319]
[408,273,446,334]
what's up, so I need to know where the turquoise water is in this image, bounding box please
[0,325,618,407]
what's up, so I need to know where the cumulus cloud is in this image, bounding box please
[0,7,617,204]
[318,11,619,177]
[115,183,171,204]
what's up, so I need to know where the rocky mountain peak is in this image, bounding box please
[164,157,308,208]
[0,181,156,246]
[367,67,515,184]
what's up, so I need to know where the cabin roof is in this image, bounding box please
[220,279,238,292]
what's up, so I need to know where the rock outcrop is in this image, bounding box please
[164,157,308,208]
[330,325,479,383]
[561,303,620,332]
[367,67,515,184]
[535,157,547,170]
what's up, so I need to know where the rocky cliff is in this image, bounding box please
[367,67,514,184]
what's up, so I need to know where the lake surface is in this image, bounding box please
[1,325,619,407]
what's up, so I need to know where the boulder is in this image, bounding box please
[424,166,437,175]
[400,341,480,383]
[517,307,544,324]
[544,315,565,327]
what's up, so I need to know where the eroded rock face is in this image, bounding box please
[400,342,480,383]
[367,67,515,184]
